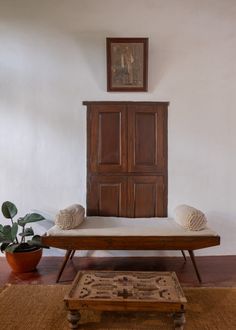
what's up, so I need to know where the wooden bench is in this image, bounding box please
[42,216,220,283]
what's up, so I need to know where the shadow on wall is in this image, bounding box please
[206,211,236,255]
[148,42,176,93]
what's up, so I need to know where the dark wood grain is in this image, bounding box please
[42,235,220,251]
[128,175,165,217]
[87,175,127,216]
[85,101,168,217]
[127,104,167,173]
[88,104,127,173]
[42,234,220,283]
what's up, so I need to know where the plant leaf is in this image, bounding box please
[0,224,3,232]
[19,227,34,237]
[17,216,25,227]
[18,213,45,226]
[2,201,17,219]
[28,235,49,249]
[5,244,20,253]
[17,214,24,227]
[0,226,14,243]
[0,230,12,243]
[11,222,18,241]
[0,242,10,252]
[0,236,12,243]
[2,225,13,241]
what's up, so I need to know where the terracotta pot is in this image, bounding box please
[5,248,42,273]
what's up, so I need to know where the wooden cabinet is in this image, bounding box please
[84,101,168,217]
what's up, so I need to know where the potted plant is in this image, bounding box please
[0,201,48,272]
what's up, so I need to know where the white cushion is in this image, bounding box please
[47,216,217,237]
[55,204,85,229]
[174,204,207,231]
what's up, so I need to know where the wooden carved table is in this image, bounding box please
[64,271,187,329]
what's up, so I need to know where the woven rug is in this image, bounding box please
[0,285,235,329]
[0,285,8,295]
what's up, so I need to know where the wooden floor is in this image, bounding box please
[0,255,235,287]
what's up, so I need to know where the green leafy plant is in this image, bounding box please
[0,201,47,253]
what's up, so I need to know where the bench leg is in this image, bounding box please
[70,250,76,260]
[188,250,202,283]
[56,249,73,283]
[181,250,187,262]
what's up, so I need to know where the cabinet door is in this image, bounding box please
[127,104,167,173]
[88,104,127,173]
[87,175,127,216]
[128,176,166,217]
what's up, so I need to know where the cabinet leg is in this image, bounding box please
[67,310,80,329]
[173,311,185,330]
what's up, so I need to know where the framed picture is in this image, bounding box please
[106,37,148,92]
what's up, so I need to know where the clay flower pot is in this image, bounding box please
[5,248,42,273]
[0,201,46,273]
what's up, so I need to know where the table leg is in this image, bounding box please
[173,311,185,330]
[67,310,80,329]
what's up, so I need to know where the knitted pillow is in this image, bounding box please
[55,204,85,230]
[174,204,207,231]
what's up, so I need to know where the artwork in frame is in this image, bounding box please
[106,38,148,92]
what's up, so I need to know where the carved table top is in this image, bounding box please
[64,271,187,312]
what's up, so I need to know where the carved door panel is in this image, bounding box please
[127,104,167,173]
[87,175,127,217]
[88,104,127,173]
[128,176,166,217]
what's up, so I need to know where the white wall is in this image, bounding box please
[0,0,236,256]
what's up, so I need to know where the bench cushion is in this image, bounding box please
[47,216,217,237]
